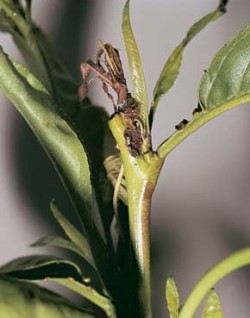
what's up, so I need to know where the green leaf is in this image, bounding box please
[199,25,250,111]
[0,0,79,114]
[0,255,83,282]
[50,201,96,269]
[0,48,91,222]
[166,276,179,318]
[157,25,250,160]
[16,26,79,113]
[0,1,114,263]
[104,154,127,205]
[0,257,116,316]
[122,0,148,131]
[201,289,223,318]
[73,104,117,252]
[0,275,96,318]
[151,0,228,126]
[31,235,89,261]
[0,48,107,273]
[50,278,116,318]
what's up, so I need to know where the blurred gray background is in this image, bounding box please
[1,1,250,317]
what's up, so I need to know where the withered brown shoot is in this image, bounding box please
[79,41,152,157]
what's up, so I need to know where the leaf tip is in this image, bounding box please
[166,276,179,318]
[202,288,223,318]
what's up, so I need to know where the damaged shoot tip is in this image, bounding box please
[79,42,152,157]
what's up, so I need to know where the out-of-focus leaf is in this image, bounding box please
[72,104,116,252]
[50,201,95,269]
[0,1,114,269]
[0,255,83,282]
[73,104,116,201]
[0,256,115,316]
[166,276,179,318]
[0,275,96,318]
[122,0,148,131]
[31,235,88,261]
[104,154,127,205]
[151,0,228,126]
[201,289,223,318]
[0,48,91,222]
[50,277,116,318]
[25,0,32,9]
[0,0,79,114]
[199,25,250,111]
[0,1,114,261]
[15,26,79,113]
[0,48,107,271]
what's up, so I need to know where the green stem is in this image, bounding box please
[126,165,152,318]
[179,248,250,318]
[157,94,250,159]
[109,114,163,318]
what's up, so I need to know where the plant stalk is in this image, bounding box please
[125,167,154,318]
[109,114,163,318]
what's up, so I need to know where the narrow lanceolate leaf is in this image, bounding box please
[0,257,115,316]
[201,289,223,318]
[50,201,96,269]
[151,0,228,126]
[0,255,83,282]
[166,276,179,318]
[122,0,148,130]
[0,48,106,267]
[51,278,116,318]
[199,25,250,111]
[0,48,91,223]
[31,235,89,262]
[0,275,96,318]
